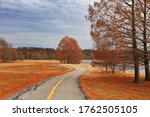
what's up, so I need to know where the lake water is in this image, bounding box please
[81,60,92,65]
[81,60,145,75]
[126,67,145,75]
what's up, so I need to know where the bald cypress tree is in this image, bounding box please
[56,36,82,64]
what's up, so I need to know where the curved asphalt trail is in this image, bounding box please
[6,65,87,100]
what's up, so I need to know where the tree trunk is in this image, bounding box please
[123,63,126,73]
[105,65,108,73]
[132,0,140,83]
[144,59,150,81]
[112,64,115,74]
[143,0,150,81]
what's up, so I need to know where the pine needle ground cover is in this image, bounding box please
[80,68,150,100]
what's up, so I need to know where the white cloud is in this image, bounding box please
[0,0,93,12]
[0,0,94,49]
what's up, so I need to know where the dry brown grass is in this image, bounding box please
[0,60,74,99]
[80,67,150,100]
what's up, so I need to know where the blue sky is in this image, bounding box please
[0,0,94,49]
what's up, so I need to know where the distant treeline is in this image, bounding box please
[0,36,93,62]
[0,47,55,62]
[0,47,93,63]
[17,48,93,60]
[17,47,55,60]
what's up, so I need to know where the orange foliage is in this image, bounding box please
[80,69,150,100]
[96,20,106,27]
[56,36,82,64]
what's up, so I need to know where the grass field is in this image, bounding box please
[0,60,74,99]
[80,67,150,100]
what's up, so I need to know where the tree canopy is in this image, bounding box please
[56,36,82,64]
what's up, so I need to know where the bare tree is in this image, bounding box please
[0,37,12,62]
